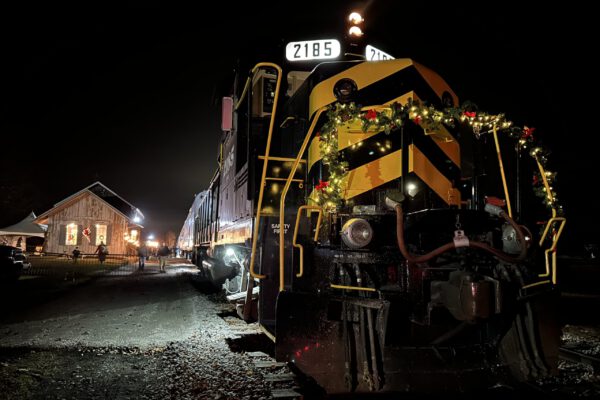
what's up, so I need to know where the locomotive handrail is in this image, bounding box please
[258,155,307,163]
[492,125,513,218]
[534,155,566,285]
[247,62,283,280]
[292,205,323,278]
[537,216,566,285]
[279,106,328,291]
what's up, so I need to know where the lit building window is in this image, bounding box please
[66,224,78,245]
[96,224,107,245]
[130,229,138,241]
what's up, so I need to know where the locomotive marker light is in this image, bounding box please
[333,78,358,103]
[285,39,341,62]
[365,45,395,61]
[406,182,419,198]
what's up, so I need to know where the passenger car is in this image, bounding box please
[0,245,30,282]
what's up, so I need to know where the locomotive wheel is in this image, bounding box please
[499,290,560,381]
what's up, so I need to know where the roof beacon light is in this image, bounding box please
[348,12,364,24]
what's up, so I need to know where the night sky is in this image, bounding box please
[1,2,596,251]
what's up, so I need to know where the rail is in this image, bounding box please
[278,107,327,292]
[292,205,323,278]
[559,347,600,371]
[246,62,283,280]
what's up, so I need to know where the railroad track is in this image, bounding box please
[219,309,307,399]
[559,346,600,372]
[221,303,600,400]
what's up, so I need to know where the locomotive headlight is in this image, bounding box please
[341,218,373,249]
[333,78,358,103]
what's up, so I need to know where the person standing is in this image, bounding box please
[72,247,81,263]
[157,242,170,273]
[95,241,108,264]
[137,243,149,271]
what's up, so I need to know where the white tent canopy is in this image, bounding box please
[0,212,47,237]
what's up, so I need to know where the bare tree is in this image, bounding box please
[165,230,177,248]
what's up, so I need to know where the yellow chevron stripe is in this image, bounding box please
[308,145,460,205]
[308,148,402,202]
[309,59,414,118]
[435,139,460,167]
[338,92,417,151]
[308,92,415,172]
[306,60,461,171]
[408,92,460,168]
[409,145,460,206]
[413,62,459,106]
[343,149,402,199]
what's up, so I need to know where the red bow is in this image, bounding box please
[522,126,536,139]
[532,175,539,185]
[463,111,476,118]
[315,180,329,191]
[413,116,422,124]
[365,109,378,120]
[82,227,91,242]
[485,196,506,207]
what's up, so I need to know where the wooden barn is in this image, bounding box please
[35,182,144,255]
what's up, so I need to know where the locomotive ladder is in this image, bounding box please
[235,62,284,282]
[235,63,326,299]
[237,61,328,292]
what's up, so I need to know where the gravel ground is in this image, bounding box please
[536,324,600,398]
[0,265,210,348]
[1,264,599,399]
[0,266,275,399]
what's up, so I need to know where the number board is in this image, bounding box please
[365,45,395,61]
[285,39,341,62]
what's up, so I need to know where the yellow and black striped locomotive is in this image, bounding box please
[192,53,563,393]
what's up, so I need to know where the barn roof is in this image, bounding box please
[35,182,144,226]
